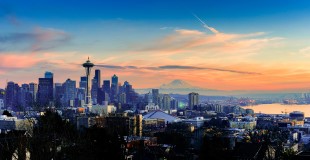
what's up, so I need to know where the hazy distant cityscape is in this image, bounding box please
[0,58,309,159]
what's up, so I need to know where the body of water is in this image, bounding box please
[242,103,310,117]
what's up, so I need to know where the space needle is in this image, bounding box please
[82,57,94,110]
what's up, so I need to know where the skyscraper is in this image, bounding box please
[38,72,54,107]
[79,76,87,89]
[76,88,85,106]
[111,74,119,102]
[29,82,38,102]
[38,78,53,106]
[20,83,31,109]
[94,69,101,88]
[100,80,111,104]
[162,94,171,111]
[63,79,76,107]
[123,81,135,104]
[54,83,64,107]
[91,78,98,104]
[103,80,111,95]
[188,92,199,110]
[170,98,179,110]
[152,89,160,105]
[5,81,18,109]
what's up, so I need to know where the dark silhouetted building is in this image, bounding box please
[29,82,38,102]
[103,80,111,94]
[20,83,32,109]
[94,69,101,88]
[63,79,76,107]
[79,76,87,89]
[38,72,54,107]
[5,81,19,109]
[106,113,142,137]
[111,74,119,102]
[54,83,64,107]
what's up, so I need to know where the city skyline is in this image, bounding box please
[1,1,310,92]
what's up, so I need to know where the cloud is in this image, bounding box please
[95,64,260,75]
[95,65,126,69]
[0,54,42,69]
[0,33,35,42]
[0,27,71,52]
[137,28,282,57]
[299,46,310,57]
[158,65,205,70]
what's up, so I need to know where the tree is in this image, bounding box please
[2,110,13,117]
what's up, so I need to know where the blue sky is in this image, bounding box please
[1,0,310,91]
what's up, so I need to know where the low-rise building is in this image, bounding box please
[182,116,206,129]
[230,116,257,130]
[106,113,143,137]
[0,115,34,133]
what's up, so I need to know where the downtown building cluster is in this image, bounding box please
[0,70,140,111]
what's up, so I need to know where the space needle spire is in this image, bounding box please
[82,57,94,109]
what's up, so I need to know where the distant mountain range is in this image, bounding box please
[135,79,307,99]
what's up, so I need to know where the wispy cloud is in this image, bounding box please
[137,28,282,57]
[299,46,310,57]
[95,65,126,69]
[0,54,42,69]
[31,27,71,51]
[95,64,260,75]
[0,27,71,52]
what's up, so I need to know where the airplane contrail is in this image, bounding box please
[192,13,219,34]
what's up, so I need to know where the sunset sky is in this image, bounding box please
[1,0,310,92]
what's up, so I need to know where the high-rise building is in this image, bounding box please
[188,92,199,110]
[5,81,18,109]
[162,94,171,111]
[170,98,179,110]
[79,76,87,89]
[38,72,54,107]
[63,79,76,107]
[103,80,111,95]
[122,81,136,104]
[91,69,101,104]
[20,84,31,109]
[97,80,110,105]
[54,83,64,107]
[111,74,119,102]
[29,82,38,102]
[152,89,160,105]
[144,92,152,103]
[91,78,98,104]
[94,69,101,88]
